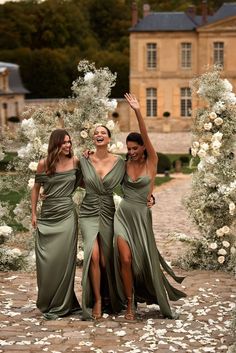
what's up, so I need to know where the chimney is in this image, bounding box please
[143,3,150,17]
[131,1,138,27]
[186,5,196,20]
[201,0,208,25]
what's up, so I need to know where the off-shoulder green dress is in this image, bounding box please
[35,168,82,320]
[114,174,186,319]
[79,155,125,320]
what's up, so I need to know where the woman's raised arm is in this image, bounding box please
[124,93,158,166]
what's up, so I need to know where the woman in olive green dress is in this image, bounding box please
[114,94,186,320]
[79,125,125,320]
[31,129,82,320]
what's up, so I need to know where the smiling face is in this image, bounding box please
[127,141,145,161]
[60,134,72,156]
[93,126,111,147]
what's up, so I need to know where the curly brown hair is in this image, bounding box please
[46,129,73,175]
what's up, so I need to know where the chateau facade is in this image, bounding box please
[0,62,29,131]
[129,2,236,132]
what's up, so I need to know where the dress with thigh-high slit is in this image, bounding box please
[114,173,186,319]
[79,155,125,320]
[35,167,82,320]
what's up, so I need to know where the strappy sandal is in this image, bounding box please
[92,298,102,319]
[125,297,135,321]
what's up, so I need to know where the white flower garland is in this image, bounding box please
[185,66,236,272]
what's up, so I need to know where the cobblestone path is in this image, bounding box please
[0,175,235,353]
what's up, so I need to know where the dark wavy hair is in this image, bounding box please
[46,129,73,175]
[125,132,147,160]
[94,125,111,138]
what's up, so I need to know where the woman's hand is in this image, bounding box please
[124,93,140,111]
[147,194,156,208]
[83,149,93,159]
[32,214,37,229]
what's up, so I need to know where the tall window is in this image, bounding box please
[146,43,157,69]
[146,88,157,117]
[213,42,224,66]
[180,88,191,117]
[181,43,192,68]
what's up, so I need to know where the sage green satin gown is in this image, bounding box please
[79,155,125,320]
[35,168,82,320]
[114,174,186,319]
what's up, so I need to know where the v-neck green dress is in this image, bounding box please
[35,168,82,320]
[79,155,125,320]
[114,173,186,319]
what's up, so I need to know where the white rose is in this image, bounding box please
[229,202,235,215]
[106,120,115,131]
[212,149,221,157]
[197,160,205,171]
[211,140,221,150]
[80,130,88,139]
[201,143,209,151]
[113,194,123,209]
[223,79,233,92]
[218,248,227,256]
[209,242,218,250]
[40,143,48,155]
[212,132,223,142]
[28,161,38,171]
[0,225,13,236]
[197,149,207,158]
[222,226,230,234]
[116,141,124,150]
[108,99,118,110]
[230,247,236,255]
[216,228,224,237]
[214,117,223,126]
[204,122,212,131]
[191,148,198,157]
[11,248,22,256]
[205,156,217,165]
[209,112,217,120]
[27,178,35,189]
[218,256,225,264]
[222,241,230,248]
[84,72,95,82]
[192,141,200,148]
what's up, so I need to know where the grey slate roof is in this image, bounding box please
[0,61,29,94]
[208,3,236,23]
[130,3,236,32]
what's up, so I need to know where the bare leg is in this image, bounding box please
[117,236,135,320]
[89,238,102,318]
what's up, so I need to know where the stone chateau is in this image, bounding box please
[128,1,236,132]
[1,2,236,133]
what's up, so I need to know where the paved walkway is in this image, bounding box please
[0,175,235,353]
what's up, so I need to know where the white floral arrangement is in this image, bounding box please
[184,66,236,272]
[0,61,123,270]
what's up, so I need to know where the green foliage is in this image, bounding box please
[157,152,171,173]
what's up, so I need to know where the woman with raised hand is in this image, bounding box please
[114,94,186,320]
[79,125,125,320]
[31,129,82,320]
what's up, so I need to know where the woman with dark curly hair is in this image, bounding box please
[31,129,82,320]
[114,94,186,320]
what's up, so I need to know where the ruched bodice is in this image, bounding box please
[34,169,82,319]
[79,155,125,319]
[114,172,186,319]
